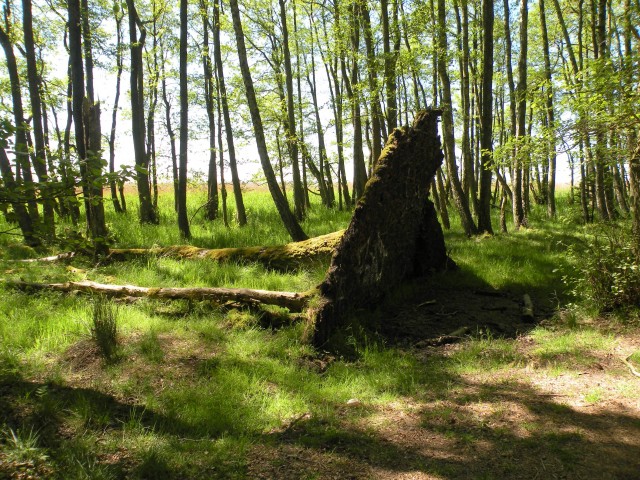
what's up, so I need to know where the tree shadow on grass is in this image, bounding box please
[256,360,640,479]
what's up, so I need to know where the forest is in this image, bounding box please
[1,0,640,477]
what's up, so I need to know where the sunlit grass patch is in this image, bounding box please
[448,334,525,374]
[528,327,615,369]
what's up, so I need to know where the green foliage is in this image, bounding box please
[1,425,48,464]
[91,295,120,362]
[564,226,640,313]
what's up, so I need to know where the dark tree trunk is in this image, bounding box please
[213,0,246,225]
[513,0,529,229]
[125,0,158,224]
[310,110,452,347]
[201,0,218,222]
[436,0,477,236]
[69,0,108,254]
[0,147,39,246]
[177,0,190,239]
[279,0,305,220]
[477,0,494,233]
[22,0,55,238]
[0,23,40,232]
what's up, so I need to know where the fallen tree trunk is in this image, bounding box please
[107,230,344,271]
[5,280,311,312]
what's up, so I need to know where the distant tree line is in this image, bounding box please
[0,0,638,250]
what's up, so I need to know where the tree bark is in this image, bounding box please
[213,0,246,225]
[7,280,310,312]
[279,0,305,220]
[477,0,494,233]
[201,0,218,222]
[109,6,124,214]
[108,230,343,271]
[22,0,55,238]
[228,0,307,241]
[310,110,452,346]
[436,0,477,236]
[126,0,158,224]
[177,0,190,239]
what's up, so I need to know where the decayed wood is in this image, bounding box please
[310,109,452,347]
[108,230,344,270]
[9,231,343,271]
[5,280,311,312]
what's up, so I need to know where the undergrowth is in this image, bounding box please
[0,188,638,478]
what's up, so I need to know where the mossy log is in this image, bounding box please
[310,109,452,347]
[107,230,344,271]
[6,280,311,312]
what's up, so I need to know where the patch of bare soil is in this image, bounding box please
[379,279,545,343]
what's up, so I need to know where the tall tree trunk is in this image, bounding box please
[477,0,494,234]
[228,0,307,241]
[381,0,399,132]
[216,78,229,228]
[159,44,179,212]
[279,0,305,220]
[201,0,218,221]
[213,0,246,225]
[69,0,108,254]
[177,0,190,239]
[125,0,158,224]
[109,5,124,214]
[342,3,367,201]
[539,0,556,217]
[22,0,55,238]
[436,0,477,236]
[513,0,528,229]
[360,1,382,166]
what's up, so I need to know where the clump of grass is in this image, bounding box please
[1,425,48,464]
[91,296,119,362]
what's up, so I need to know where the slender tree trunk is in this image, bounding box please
[213,0,246,225]
[22,0,55,238]
[360,1,382,165]
[477,0,494,233]
[69,0,108,254]
[513,0,528,229]
[125,0,158,224]
[201,0,218,221]
[436,0,477,235]
[177,0,190,239]
[279,0,305,220]
[159,46,179,212]
[216,78,229,228]
[228,0,307,241]
[0,23,40,232]
[539,0,556,217]
[109,7,124,214]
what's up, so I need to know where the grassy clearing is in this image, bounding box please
[1,188,639,478]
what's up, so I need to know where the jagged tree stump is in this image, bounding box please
[310,109,452,346]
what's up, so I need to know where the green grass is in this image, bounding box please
[0,187,638,478]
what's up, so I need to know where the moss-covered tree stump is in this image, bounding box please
[310,109,453,346]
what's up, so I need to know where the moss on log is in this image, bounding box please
[108,230,344,271]
[309,109,452,347]
[6,280,311,312]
